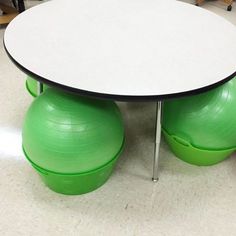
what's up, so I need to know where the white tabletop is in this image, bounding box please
[4,0,236,100]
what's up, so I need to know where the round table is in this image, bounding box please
[4,0,236,181]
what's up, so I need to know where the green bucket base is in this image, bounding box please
[163,129,235,166]
[23,139,124,195]
[31,157,118,195]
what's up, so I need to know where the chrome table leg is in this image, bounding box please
[152,101,162,182]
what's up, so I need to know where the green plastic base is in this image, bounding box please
[23,139,124,195]
[163,129,235,166]
[32,157,118,195]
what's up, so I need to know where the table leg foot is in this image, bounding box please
[152,177,159,182]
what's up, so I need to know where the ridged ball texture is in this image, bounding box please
[22,88,124,173]
[163,78,236,150]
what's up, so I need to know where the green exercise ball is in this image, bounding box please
[26,76,48,97]
[163,78,236,165]
[22,88,125,194]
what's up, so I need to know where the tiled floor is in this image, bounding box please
[0,1,236,235]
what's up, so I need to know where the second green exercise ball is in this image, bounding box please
[163,78,236,165]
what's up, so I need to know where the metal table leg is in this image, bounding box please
[37,81,43,95]
[17,0,25,13]
[152,101,162,182]
[12,0,17,8]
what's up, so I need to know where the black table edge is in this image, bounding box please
[3,38,236,102]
